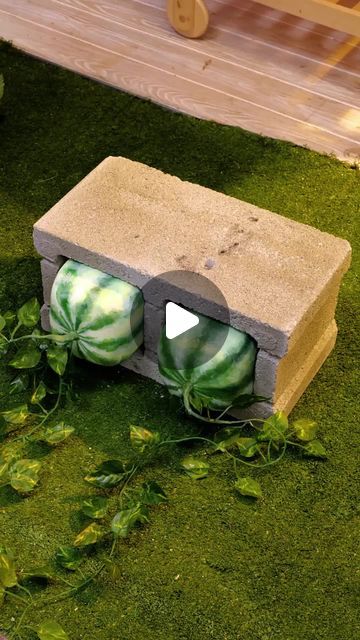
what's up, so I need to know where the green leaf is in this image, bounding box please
[181,456,209,479]
[74,522,104,547]
[0,459,10,485]
[258,411,288,443]
[81,496,108,519]
[0,548,18,588]
[140,481,168,505]
[0,416,6,439]
[1,404,30,425]
[236,438,259,458]
[37,620,69,640]
[31,381,47,405]
[0,74,4,101]
[0,442,16,484]
[55,546,83,571]
[3,310,17,327]
[9,373,30,394]
[37,422,75,445]
[9,458,41,493]
[0,315,5,332]
[84,459,128,488]
[0,583,5,606]
[235,477,262,499]
[0,442,25,469]
[64,381,79,406]
[214,427,243,452]
[293,418,318,442]
[189,393,203,413]
[17,297,40,328]
[0,335,8,356]
[303,440,327,459]
[20,565,56,581]
[232,394,269,408]
[104,558,121,580]
[9,343,41,369]
[111,503,149,538]
[129,425,160,453]
[47,345,68,376]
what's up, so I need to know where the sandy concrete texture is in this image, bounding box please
[33,156,351,357]
[34,156,352,417]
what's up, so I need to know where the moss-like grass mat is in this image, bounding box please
[0,41,359,639]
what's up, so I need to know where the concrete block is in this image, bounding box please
[40,257,67,305]
[121,350,164,385]
[253,350,278,400]
[33,156,351,357]
[274,291,339,399]
[41,304,51,332]
[34,156,352,416]
[230,401,274,420]
[274,320,338,415]
[144,302,165,356]
[253,285,340,403]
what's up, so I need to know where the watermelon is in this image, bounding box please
[49,259,143,366]
[158,311,257,413]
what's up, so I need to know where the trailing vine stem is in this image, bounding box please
[182,385,265,427]
[160,426,289,471]
[11,376,65,444]
[5,532,114,637]
[3,332,78,346]
[168,386,292,470]
[4,591,28,605]
[118,465,138,509]
[0,297,326,638]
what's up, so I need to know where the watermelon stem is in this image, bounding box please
[7,332,78,345]
[183,385,256,426]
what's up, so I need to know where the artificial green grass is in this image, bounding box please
[0,40,359,639]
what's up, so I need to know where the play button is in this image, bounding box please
[131,269,230,366]
[165,302,199,339]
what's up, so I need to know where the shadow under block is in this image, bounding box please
[33,156,351,418]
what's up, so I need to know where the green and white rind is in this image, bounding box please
[50,259,143,366]
[158,317,257,410]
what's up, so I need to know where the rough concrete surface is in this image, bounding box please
[34,156,352,416]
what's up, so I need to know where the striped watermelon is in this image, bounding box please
[50,259,143,366]
[158,312,257,411]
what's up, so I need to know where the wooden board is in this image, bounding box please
[0,0,358,161]
[167,0,360,38]
[255,0,360,38]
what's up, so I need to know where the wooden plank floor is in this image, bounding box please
[0,0,359,161]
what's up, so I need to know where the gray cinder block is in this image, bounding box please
[40,257,67,305]
[33,156,351,417]
[144,302,164,356]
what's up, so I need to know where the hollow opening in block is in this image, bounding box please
[48,258,145,367]
[157,301,259,414]
[56,255,68,268]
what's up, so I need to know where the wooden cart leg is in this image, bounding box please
[167,0,209,38]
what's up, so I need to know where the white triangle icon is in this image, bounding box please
[165,302,199,340]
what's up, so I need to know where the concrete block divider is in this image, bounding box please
[120,351,164,386]
[144,302,165,356]
[34,156,352,417]
[40,257,67,305]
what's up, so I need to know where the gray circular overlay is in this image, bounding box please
[131,270,230,368]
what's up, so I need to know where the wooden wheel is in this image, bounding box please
[167,0,209,38]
